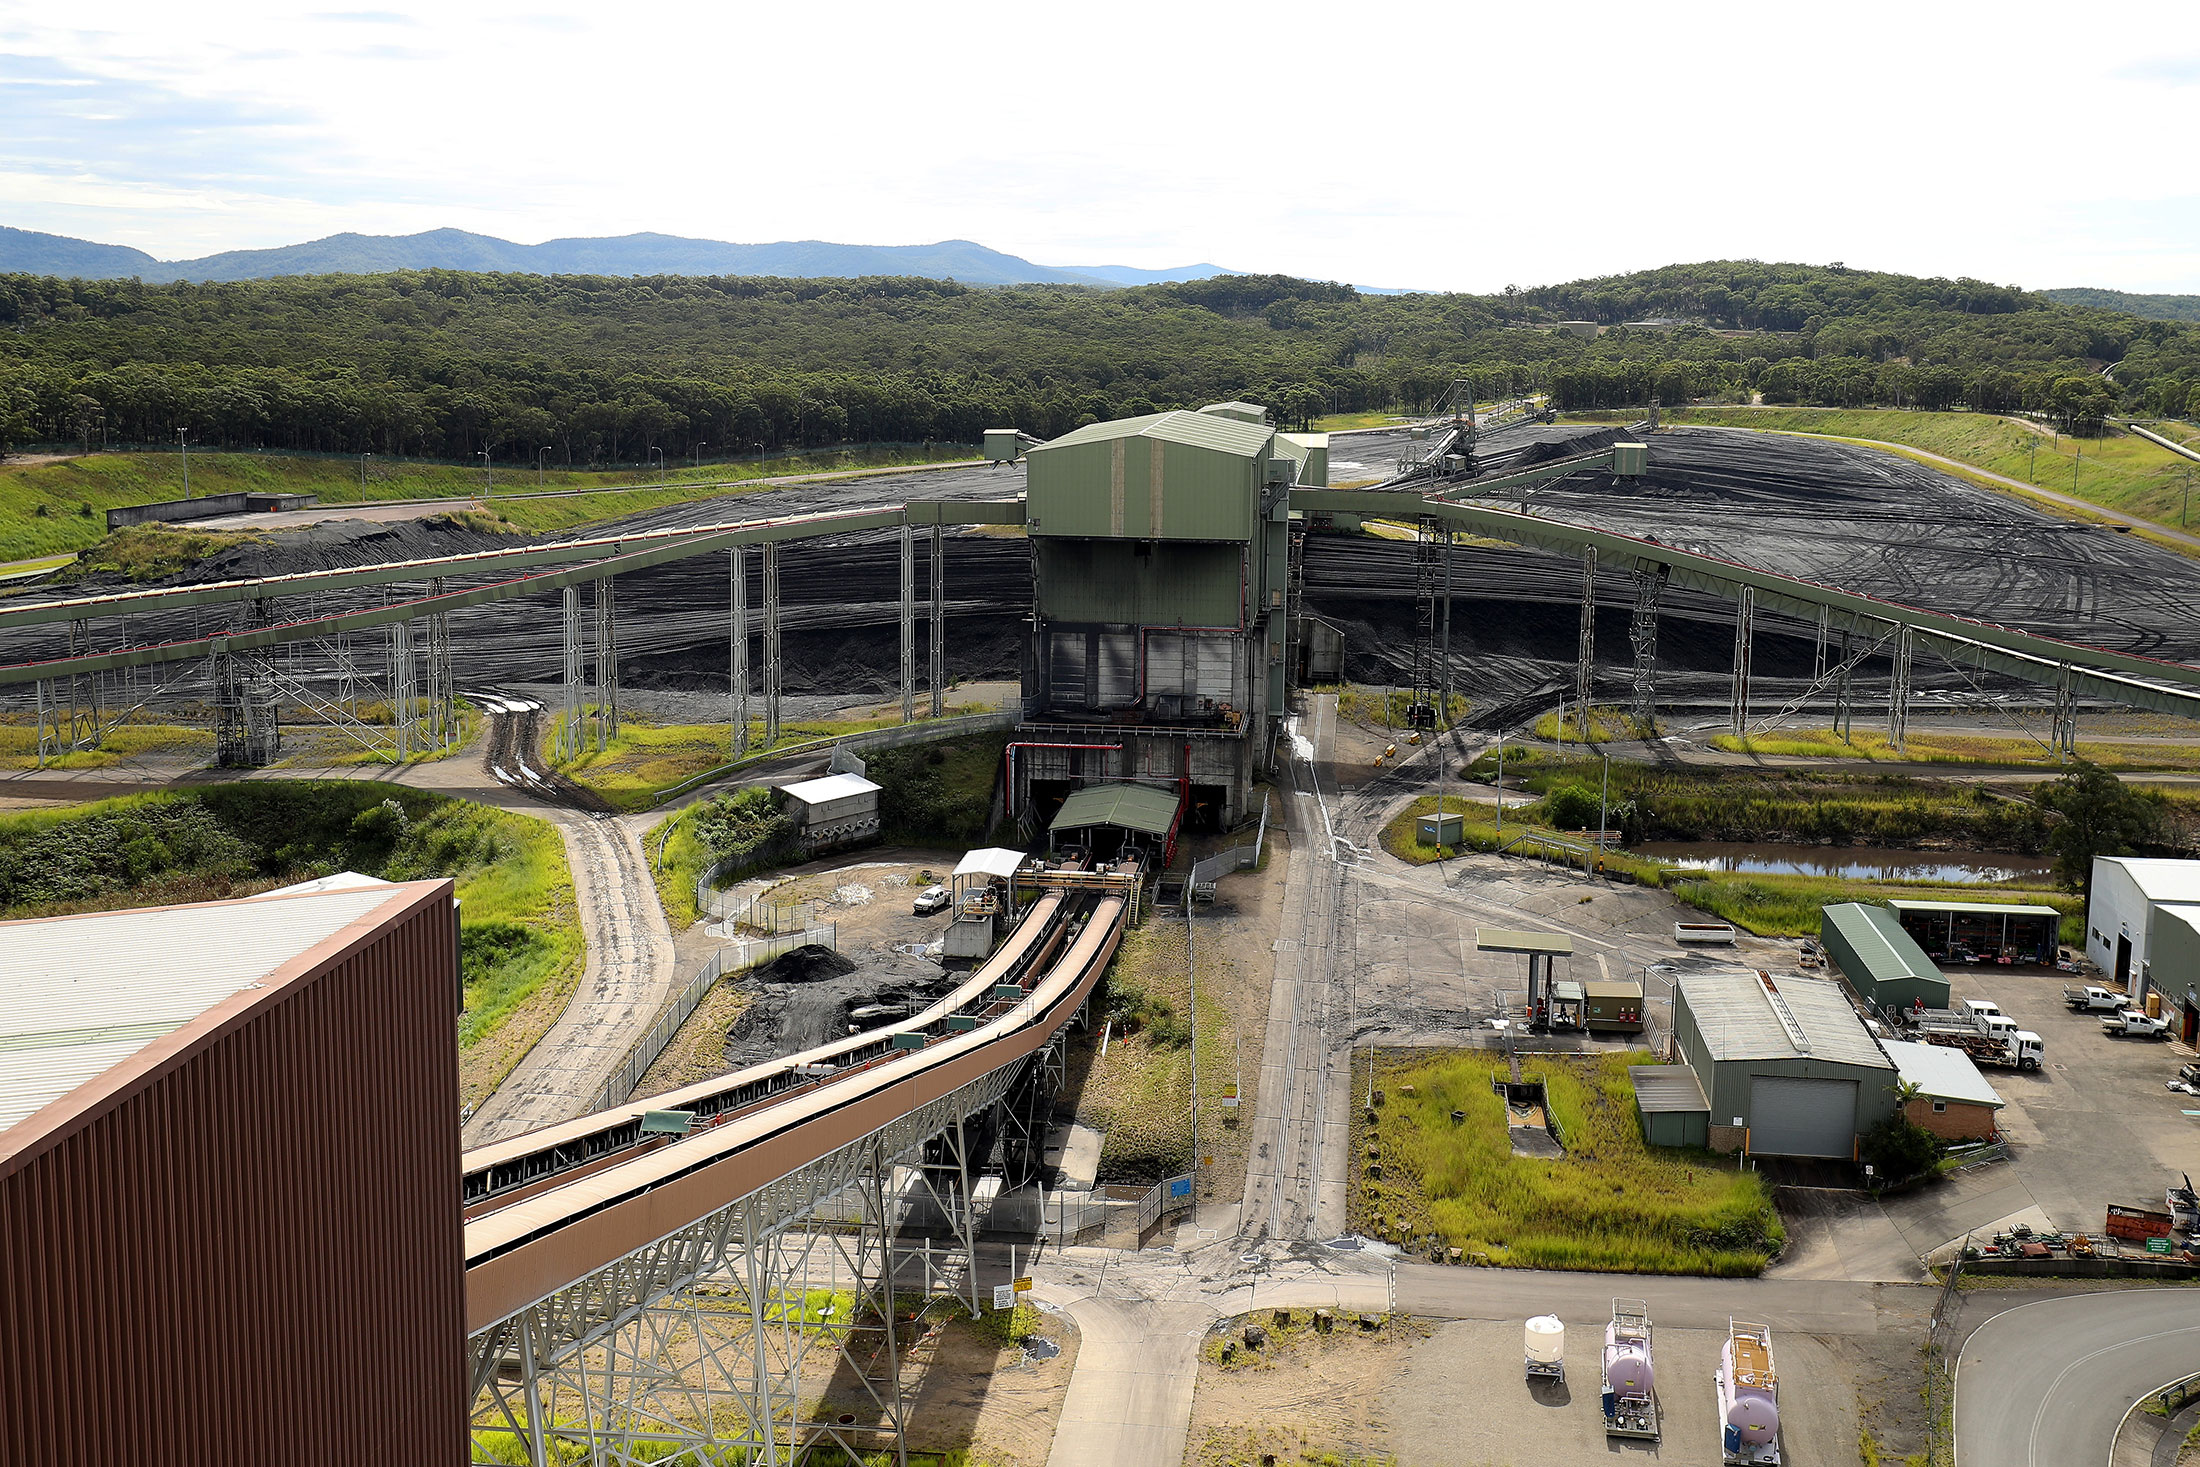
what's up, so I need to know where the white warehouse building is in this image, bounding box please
[778,772,882,852]
[2086,856,2200,1007]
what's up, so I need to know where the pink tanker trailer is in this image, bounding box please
[1716,1318,1781,1464]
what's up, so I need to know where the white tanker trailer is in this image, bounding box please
[1716,1318,1781,1464]
[1602,1298,1659,1439]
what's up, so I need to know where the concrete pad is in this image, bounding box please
[1043,1124,1104,1192]
[1772,1189,1927,1283]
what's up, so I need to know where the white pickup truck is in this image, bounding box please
[1912,999,2009,1038]
[2102,1008,2172,1039]
[2064,985,2127,1012]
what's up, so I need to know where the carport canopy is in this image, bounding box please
[1475,928,1575,956]
[951,848,1028,881]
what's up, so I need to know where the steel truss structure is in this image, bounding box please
[1408,516,1444,728]
[730,546,750,759]
[467,1053,1041,1466]
[1629,565,1665,733]
[1728,584,1756,738]
[1574,546,1597,731]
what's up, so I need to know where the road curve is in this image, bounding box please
[1956,1289,2200,1467]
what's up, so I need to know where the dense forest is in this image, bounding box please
[1,260,2194,464]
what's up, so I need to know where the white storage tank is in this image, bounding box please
[1524,1315,1565,1375]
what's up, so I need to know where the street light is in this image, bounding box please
[694,441,707,472]
[648,446,664,481]
[538,445,551,488]
[359,452,371,494]
[480,448,492,496]
[178,430,191,498]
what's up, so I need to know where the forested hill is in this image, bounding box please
[1,260,2194,463]
[2044,286,2200,324]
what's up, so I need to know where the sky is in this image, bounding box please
[3,1,2198,294]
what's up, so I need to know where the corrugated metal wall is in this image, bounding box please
[0,884,465,1465]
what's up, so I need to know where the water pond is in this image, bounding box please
[1631,841,2052,885]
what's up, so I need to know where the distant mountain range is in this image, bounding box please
[2043,286,2200,323]
[0,224,1236,289]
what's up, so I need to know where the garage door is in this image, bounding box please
[1748,1076,1857,1158]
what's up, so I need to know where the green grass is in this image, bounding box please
[1714,726,2200,772]
[1354,1050,1782,1274]
[1079,920,1197,1181]
[645,803,716,927]
[1531,704,1652,742]
[546,710,981,812]
[0,445,981,562]
[0,782,579,1056]
[0,714,212,769]
[1325,685,1470,732]
[1376,790,2084,940]
[1307,411,1409,432]
[1584,407,2200,536]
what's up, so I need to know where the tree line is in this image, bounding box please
[0,260,2192,463]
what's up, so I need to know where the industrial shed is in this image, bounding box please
[1672,970,1898,1158]
[0,880,465,1466]
[1886,898,2060,966]
[1881,1039,2005,1143]
[2087,857,2200,1007]
[1049,781,1183,859]
[1630,1064,1709,1148]
[779,772,882,850]
[1820,903,1951,1013]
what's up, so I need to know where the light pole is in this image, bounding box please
[178,430,191,498]
[2185,469,2194,529]
[359,452,371,493]
[1596,746,1611,866]
[648,446,664,481]
[2074,446,2082,495]
[538,445,551,488]
[694,441,707,471]
[2027,438,2037,484]
[480,448,492,496]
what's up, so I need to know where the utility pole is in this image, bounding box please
[2185,469,2194,529]
[179,430,190,498]
[359,452,370,493]
[2074,446,2082,494]
[480,448,492,495]
[1495,739,1506,836]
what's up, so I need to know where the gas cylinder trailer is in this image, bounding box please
[1602,1298,1660,1440]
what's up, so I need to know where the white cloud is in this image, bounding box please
[0,0,2195,291]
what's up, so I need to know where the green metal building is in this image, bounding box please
[1016,405,1315,836]
[1671,970,1897,1158]
[1820,903,1952,1012]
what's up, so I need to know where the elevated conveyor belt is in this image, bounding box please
[461,874,1131,1340]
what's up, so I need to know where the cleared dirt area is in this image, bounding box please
[1187,1312,1876,1467]
[814,1302,1080,1467]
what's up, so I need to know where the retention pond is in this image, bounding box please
[1632,841,2053,886]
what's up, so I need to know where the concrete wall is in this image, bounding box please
[106,491,315,529]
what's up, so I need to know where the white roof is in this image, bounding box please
[257,870,393,898]
[780,773,881,803]
[0,885,414,1134]
[2098,857,2200,905]
[1881,1039,2006,1109]
[952,847,1029,881]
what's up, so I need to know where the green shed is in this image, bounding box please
[1821,903,1951,1011]
[1630,1064,1709,1148]
[1025,410,1275,542]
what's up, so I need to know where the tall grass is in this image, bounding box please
[1356,1051,1781,1275]
[1714,726,2200,773]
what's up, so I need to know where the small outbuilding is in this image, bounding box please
[1881,1038,2005,1142]
[1672,970,1898,1158]
[1585,978,1645,1033]
[1885,898,2059,967]
[778,772,882,851]
[1820,903,1951,1014]
[1048,781,1183,861]
[1630,1064,1710,1148]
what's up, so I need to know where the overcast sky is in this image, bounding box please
[4,1,2197,294]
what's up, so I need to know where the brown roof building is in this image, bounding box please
[0,878,466,1466]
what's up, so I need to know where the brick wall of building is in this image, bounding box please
[1906,1097,1998,1142]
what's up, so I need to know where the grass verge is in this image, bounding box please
[1713,726,2200,772]
[1352,1049,1782,1274]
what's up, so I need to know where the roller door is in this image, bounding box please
[1191,635,1236,703]
[1047,632,1088,710]
[1096,632,1137,709]
[1748,1075,1856,1158]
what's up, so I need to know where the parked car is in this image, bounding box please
[2064,985,2128,1012]
[913,885,950,916]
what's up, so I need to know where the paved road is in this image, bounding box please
[1397,1260,1929,1337]
[1956,1289,2200,1467]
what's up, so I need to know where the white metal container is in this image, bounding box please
[1525,1315,1565,1364]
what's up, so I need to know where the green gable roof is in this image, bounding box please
[1049,782,1182,836]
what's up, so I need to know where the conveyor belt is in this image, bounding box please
[461,877,1130,1337]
